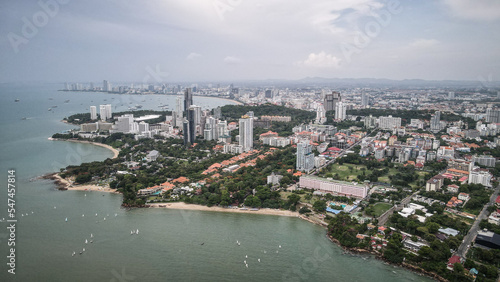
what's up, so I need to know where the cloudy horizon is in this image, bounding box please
[1,0,499,83]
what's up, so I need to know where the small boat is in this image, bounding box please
[131,230,134,235]
[85,239,88,244]
[201,243,204,245]
[54,206,56,209]
[258,259,260,262]
[95,213,97,216]
[65,217,68,222]
[14,99,20,102]
[72,251,75,256]
[64,100,70,103]
[114,213,117,217]
[83,248,85,252]
[103,218,106,221]
[245,255,248,258]
[244,260,246,264]
[279,245,281,248]
[21,117,27,120]
[79,251,82,255]
[90,233,93,238]
[90,240,93,244]
[136,229,139,234]
[48,108,52,111]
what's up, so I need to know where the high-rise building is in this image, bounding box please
[361,93,369,106]
[238,115,253,152]
[214,106,222,119]
[183,107,196,146]
[90,106,97,120]
[265,89,273,98]
[486,108,500,123]
[324,93,334,112]
[103,80,110,92]
[430,111,441,132]
[184,88,193,112]
[105,104,112,120]
[296,142,315,172]
[448,91,455,100]
[204,117,217,141]
[99,105,111,120]
[335,101,347,120]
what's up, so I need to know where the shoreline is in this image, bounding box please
[149,202,298,217]
[48,137,120,159]
[41,172,119,194]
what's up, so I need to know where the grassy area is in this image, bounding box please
[372,202,392,217]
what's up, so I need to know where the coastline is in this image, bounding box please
[48,137,120,159]
[41,172,119,193]
[149,202,298,217]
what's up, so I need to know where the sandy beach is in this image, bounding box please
[49,137,120,159]
[42,172,118,193]
[150,202,299,217]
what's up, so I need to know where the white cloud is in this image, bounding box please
[186,52,202,60]
[443,0,500,21]
[297,52,341,68]
[409,39,439,49]
[223,56,241,64]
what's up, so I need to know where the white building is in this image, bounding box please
[239,115,253,152]
[335,101,347,121]
[469,169,492,187]
[296,142,315,172]
[379,115,401,130]
[90,106,97,120]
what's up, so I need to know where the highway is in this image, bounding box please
[455,184,500,259]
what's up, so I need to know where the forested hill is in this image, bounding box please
[220,104,315,124]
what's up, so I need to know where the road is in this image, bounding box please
[455,184,500,259]
[377,191,419,226]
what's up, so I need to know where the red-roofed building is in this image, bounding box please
[495,195,500,208]
[172,177,189,184]
[447,255,463,271]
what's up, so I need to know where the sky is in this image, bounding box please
[1,0,499,83]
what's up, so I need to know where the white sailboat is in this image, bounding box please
[72,251,75,256]
[83,248,85,252]
[65,217,68,222]
[85,239,88,244]
[136,229,139,234]
[131,230,134,235]
[90,233,93,238]
[258,259,260,262]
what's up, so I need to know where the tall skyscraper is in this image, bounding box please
[238,115,253,152]
[335,101,347,120]
[430,111,441,131]
[324,91,341,112]
[204,117,217,141]
[105,104,112,119]
[296,142,315,172]
[99,105,107,121]
[265,89,273,98]
[183,107,196,146]
[103,80,110,92]
[448,91,455,100]
[486,108,500,123]
[361,93,369,106]
[324,93,334,112]
[90,106,97,120]
[184,88,193,112]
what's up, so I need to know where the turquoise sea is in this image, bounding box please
[0,83,433,281]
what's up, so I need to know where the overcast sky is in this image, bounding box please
[1,0,499,83]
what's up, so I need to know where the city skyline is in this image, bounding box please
[1,0,500,83]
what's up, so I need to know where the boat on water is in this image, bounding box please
[90,233,93,238]
[72,251,75,256]
[14,99,20,102]
[48,108,52,111]
[136,229,139,234]
[85,239,88,244]
[65,217,68,222]
[64,100,70,103]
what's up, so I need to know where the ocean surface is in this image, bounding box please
[0,83,432,281]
